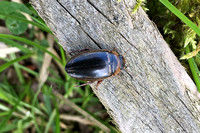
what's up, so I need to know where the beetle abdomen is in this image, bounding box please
[65,51,118,80]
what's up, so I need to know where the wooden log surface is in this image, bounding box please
[31,0,200,132]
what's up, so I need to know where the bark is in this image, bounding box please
[31,0,200,132]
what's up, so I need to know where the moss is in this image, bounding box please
[146,0,200,66]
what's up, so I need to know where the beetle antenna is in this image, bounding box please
[122,48,131,57]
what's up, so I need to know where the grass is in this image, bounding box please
[186,46,200,91]
[159,0,200,36]
[0,34,62,64]
[0,53,33,72]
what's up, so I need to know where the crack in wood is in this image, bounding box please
[152,115,165,133]
[159,95,188,132]
[140,118,154,131]
[56,0,102,49]
[87,0,114,25]
[119,33,138,50]
[177,96,196,119]
[122,0,134,17]
[80,29,102,49]
[185,90,200,117]
[87,0,138,51]
[56,0,81,25]
[169,113,187,133]
[58,0,138,52]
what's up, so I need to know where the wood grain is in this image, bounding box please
[31,0,200,132]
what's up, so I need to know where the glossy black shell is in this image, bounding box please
[65,50,125,81]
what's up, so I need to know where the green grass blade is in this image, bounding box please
[17,120,23,133]
[0,53,33,73]
[159,0,200,36]
[0,34,62,64]
[0,82,29,131]
[64,82,75,98]
[44,110,56,133]
[30,15,51,32]
[0,57,38,76]
[0,13,51,33]
[17,64,39,77]
[47,77,65,85]
[10,53,25,84]
[0,38,31,53]
[57,42,66,66]
[186,46,200,91]
[52,93,60,133]
[31,83,43,133]
[55,105,60,133]
[0,123,17,133]
[43,86,52,116]
[0,86,43,115]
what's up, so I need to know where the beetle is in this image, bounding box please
[65,49,125,88]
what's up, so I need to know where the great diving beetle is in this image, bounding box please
[65,49,125,88]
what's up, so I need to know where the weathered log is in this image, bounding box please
[31,0,200,132]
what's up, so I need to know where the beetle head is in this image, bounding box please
[119,55,125,70]
[120,48,131,70]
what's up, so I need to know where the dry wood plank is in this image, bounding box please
[31,0,200,132]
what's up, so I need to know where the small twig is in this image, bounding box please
[54,92,110,133]
[60,114,94,125]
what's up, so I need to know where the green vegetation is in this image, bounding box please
[147,0,200,91]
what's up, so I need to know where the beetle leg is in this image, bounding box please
[112,47,116,51]
[96,80,103,89]
[75,81,94,87]
[69,49,90,55]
